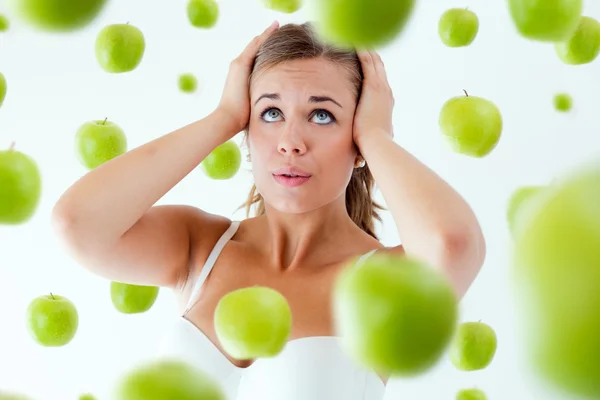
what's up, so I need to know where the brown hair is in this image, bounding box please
[240,22,384,239]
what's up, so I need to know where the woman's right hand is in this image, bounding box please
[217,20,280,135]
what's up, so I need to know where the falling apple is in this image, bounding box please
[311,0,416,49]
[0,15,10,32]
[456,388,487,400]
[0,391,33,400]
[78,394,95,400]
[506,185,545,236]
[95,23,146,73]
[0,72,6,107]
[0,142,42,225]
[201,140,241,180]
[507,0,582,42]
[449,321,497,371]
[553,93,573,112]
[333,252,458,376]
[110,281,159,314]
[438,8,479,47]
[26,293,79,347]
[214,286,292,359]
[75,118,127,169]
[115,359,225,400]
[555,16,600,65]
[439,90,503,157]
[8,0,107,32]
[262,0,302,13]
[187,0,219,28]
[178,73,198,93]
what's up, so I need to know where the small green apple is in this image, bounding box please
[555,16,600,65]
[438,8,479,47]
[178,73,198,93]
[0,391,33,400]
[507,0,583,42]
[0,15,10,32]
[201,140,241,180]
[78,394,95,400]
[75,118,127,169]
[449,321,497,371]
[554,93,573,112]
[187,0,219,28]
[0,72,6,107]
[26,293,78,347]
[312,0,416,49]
[8,0,107,31]
[456,388,487,400]
[333,252,458,376]
[0,142,42,225]
[439,90,503,157]
[262,0,302,14]
[110,281,159,314]
[507,185,545,236]
[95,24,145,73]
[214,286,292,359]
[115,358,225,400]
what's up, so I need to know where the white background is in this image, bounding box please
[1,0,600,399]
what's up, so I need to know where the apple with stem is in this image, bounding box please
[26,293,79,347]
[456,388,487,400]
[178,73,198,93]
[553,93,573,112]
[0,72,7,107]
[95,23,145,73]
[449,321,497,371]
[439,90,502,157]
[75,118,127,169]
[0,142,42,225]
[214,286,292,359]
[187,0,219,28]
[555,16,600,65]
[0,15,9,32]
[201,140,241,180]
[262,0,302,14]
[110,281,159,314]
[438,8,479,47]
[7,0,108,32]
[507,0,582,42]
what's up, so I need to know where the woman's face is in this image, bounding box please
[248,58,359,214]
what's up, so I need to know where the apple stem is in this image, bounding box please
[102,117,107,125]
[8,141,15,151]
[463,89,469,97]
[50,293,55,300]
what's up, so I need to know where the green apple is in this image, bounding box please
[456,388,487,400]
[507,185,545,236]
[178,73,198,93]
[0,142,42,224]
[78,394,95,400]
[95,24,145,73]
[555,16,600,65]
[110,281,159,314]
[75,119,127,169]
[0,391,33,400]
[438,8,479,47]
[439,91,503,158]
[262,0,302,13]
[449,321,497,371]
[333,252,458,376]
[513,161,600,398]
[0,72,6,107]
[214,286,292,359]
[201,140,241,180]
[0,15,10,32]
[115,359,225,400]
[8,0,107,31]
[26,293,78,347]
[187,0,219,28]
[311,0,416,49]
[553,93,573,112]
[507,0,582,42]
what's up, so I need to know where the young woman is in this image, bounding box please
[52,21,486,400]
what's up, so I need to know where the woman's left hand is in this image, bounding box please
[353,50,395,148]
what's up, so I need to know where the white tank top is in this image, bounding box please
[157,221,386,400]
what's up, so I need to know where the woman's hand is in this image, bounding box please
[217,21,280,135]
[353,51,395,149]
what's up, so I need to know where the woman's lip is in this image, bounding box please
[272,174,311,187]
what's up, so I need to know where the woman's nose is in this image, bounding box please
[277,125,307,155]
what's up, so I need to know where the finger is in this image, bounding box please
[357,50,376,81]
[370,51,388,82]
[238,21,280,63]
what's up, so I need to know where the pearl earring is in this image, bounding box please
[355,156,366,168]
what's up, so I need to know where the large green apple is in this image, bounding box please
[456,388,487,400]
[95,24,146,73]
[110,282,159,314]
[333,252,458,376]
[438,8,479,48]
[439,91,503,157]
[115,358,225,400]
[75,119,127,169]
[506,185,545,236]
[0,72,7,107]
[201,140,241,180]
[8,0,107,32]
[555,16,600,65]
[214,286,292,359]
[507,0,582,42]
[26,293,78,347]
[0,143,42,224]
[262,0,302,14]
[311,0,416,49]
[0,15,10,32]
[513,161,600,398]
[449,321,497,371]
[187,0,219,28]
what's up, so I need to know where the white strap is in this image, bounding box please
[182,220,240,316]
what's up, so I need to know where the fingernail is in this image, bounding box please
[271,20,279,28]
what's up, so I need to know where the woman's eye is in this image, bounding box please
[311,110,334,124]
[262,108,282,122]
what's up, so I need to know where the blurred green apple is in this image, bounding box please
[439,91,503,157]
[0,72,7,107]
[26,293,78,347]
[110,282,159,314]
[450,321,497,371]
[75,119,127,169]
[78,394,96,400]
[553,93,573,112]
[262,0,302,13]
[214,286,292,359]
[201,140,241,180]
[115,359,225,400]
[0,391,33,400]
[456,388,487,400]
[8,0,107,31]
[438,8,479,47]
[178,73,198,93]
[507,185,545,236]
[187,0,219,28]
[0,15,10,32]
[555,16,600,65]
[0,142,42,224]
[95,24,145,73]
[507,0,582,41]
[333,252,458,376]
